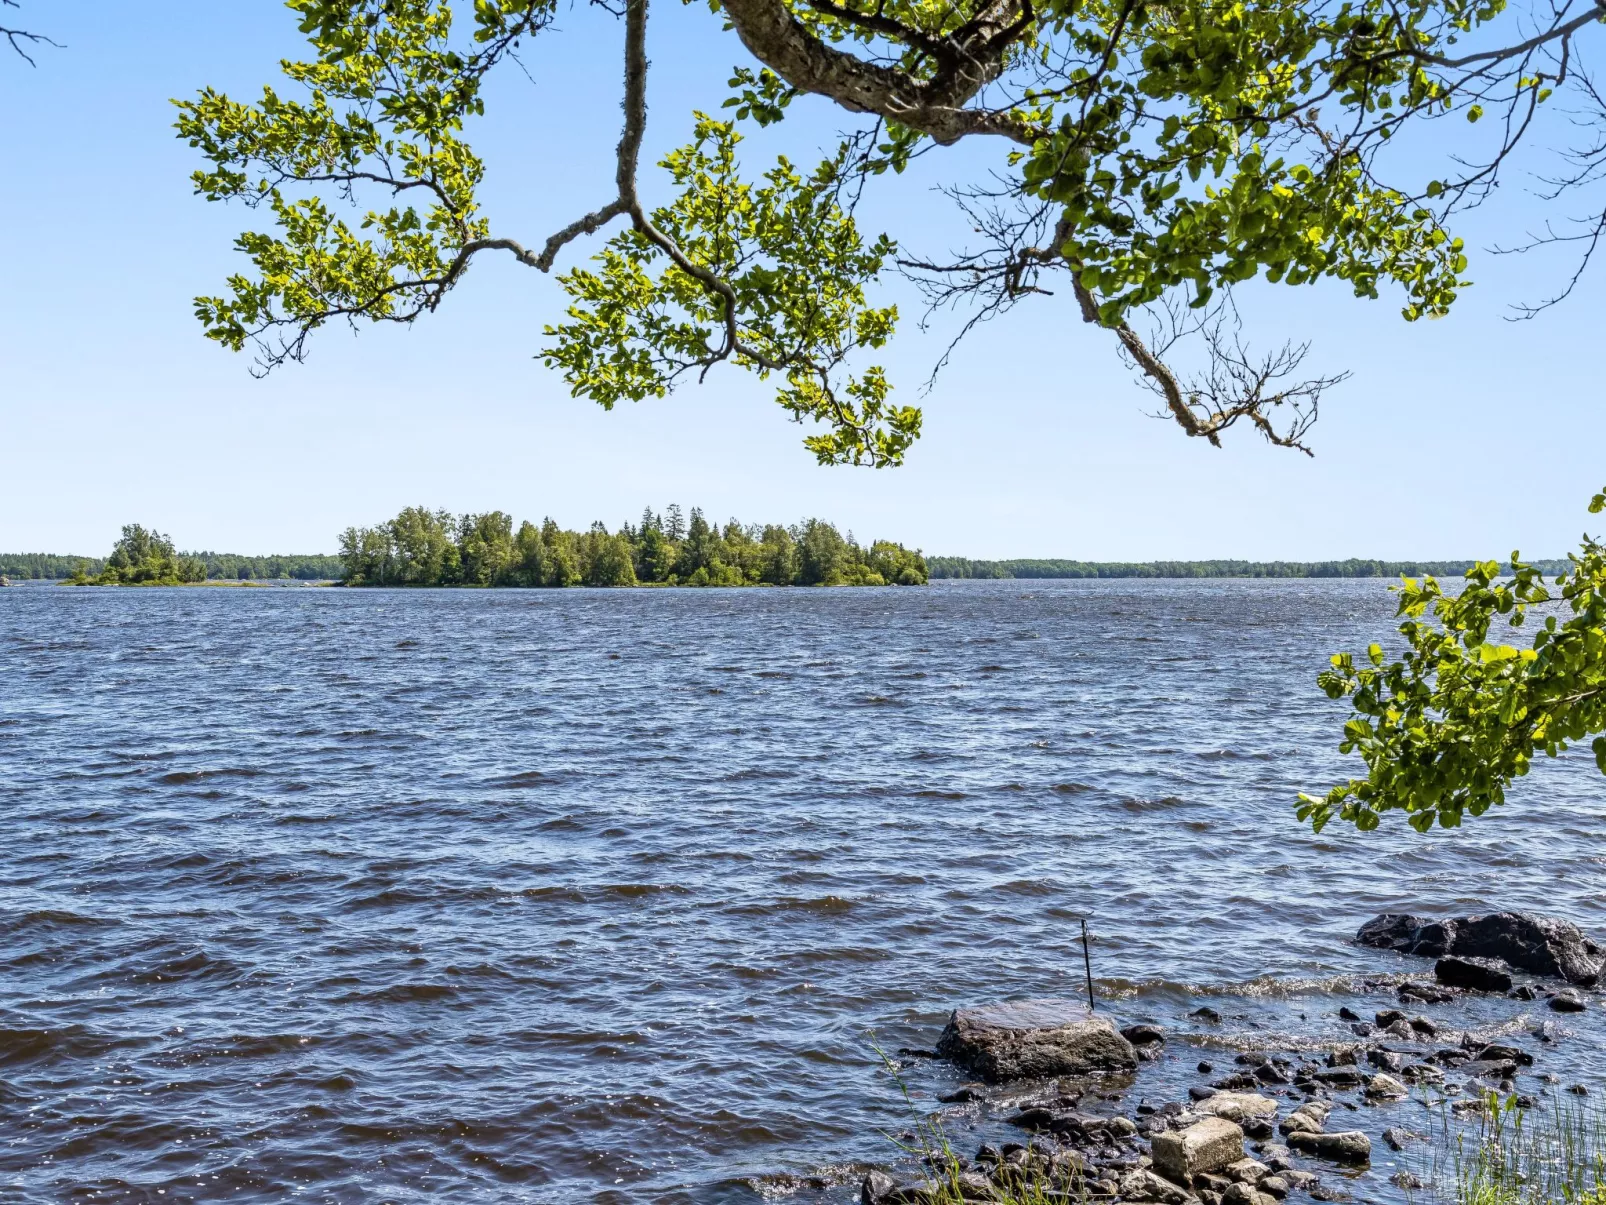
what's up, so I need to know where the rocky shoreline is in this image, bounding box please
[859,911,1604,1205]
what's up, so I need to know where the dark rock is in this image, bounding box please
[1411,1016,1439,1035]
[862,1170,897,1205]
[1254,1061,1291,1086]
[1382,1127,1417,1151]
[1511,984,1540,1001]
[1570,1084,1590,1096]
[975,1144,1000,1163]
[896,1047,940,1059]
[1190,1086,1219,1102]
[1476,1044,1533,1066]
[1338,1007,1361,1022]
[1212,1073,1258,1091]
[1286,1130,1372,1164]
[1550,989,1588,1012]
[1259,1177,1289,1199]
[1258,1145,1293,1171]
[1375,1010,1406,1028]
[936,1000,1138,1082]
[1391,1172,1425,1190]
[1348,1022,1374,1037]
[1198,1061,1215,1074]
[1326,1048,1358,1067]
[1137,1042,1165,1062]
[1006,1107,1057,1131]
[1367,1049,1404,1072]
[939,1086,982,1103]
[1399,982,1458,1004]
[1357,911,1604,985]
[1436,956,1514,993]
[1401,1063,1444,1084]
[1194,1006,1223,1023]
[1308,1186,1351,1202]
[1314,1068,1363,1087]
[1124,1024,1166,1046]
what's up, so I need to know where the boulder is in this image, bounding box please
[1436,956,1513,993]
[1195,1093,1279,1125]
[936,1000,1138,1082]
[1124,1023,1167,1046]
[1152,1118,1246,1184]
[1286,1131,1372,1164]
[1357,911,1603,985]
[1224,1159,1271,1186]
[862,1171,897,1205]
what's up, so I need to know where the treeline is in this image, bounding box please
[340,505,928,587]
[928,557,1573,579]
[1,550,342,580]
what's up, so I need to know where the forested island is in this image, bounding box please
[339,506,928,587]
[929,556,1572,580]
[1,547,342,582]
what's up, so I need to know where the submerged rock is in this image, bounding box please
[1357,911,1603,985]
[935,999,1137,1082]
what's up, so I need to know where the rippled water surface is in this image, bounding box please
[3,580,1604,1203]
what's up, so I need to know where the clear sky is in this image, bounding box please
[1,2,1601,559]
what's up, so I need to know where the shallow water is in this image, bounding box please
[2,579,1603,1203]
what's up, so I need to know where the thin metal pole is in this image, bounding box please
[1080,918,1095,1011]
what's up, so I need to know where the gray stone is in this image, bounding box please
[1121,1169,1201,1204]
[1436,956,1514,993]
[1259,1177,1289,1199]
[1194,1093,1279,1125]
[1224,1159,1270,1186]
[1285,1131,1372,1164]
[1152,1118,1246,1184]
[936,1000,1138,1082]
[1364,1073,1408,1099]
[1383,1127,1418,1151]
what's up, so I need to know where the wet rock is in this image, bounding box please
[1364,1073,1408,1100]
[1401,1063,1444,1084]
[1124,1024,1167,1046]
[1152,1118,1246,1184]
[953,1171,994,1199]
[1348,1021,1374,1037]
[1193,1007,1223,1023]
[1410,1016,1439,1036]
[1221,1181,1268,1205]
[1194,1172,1233,1193]
[1006,1106,1057,1131]
[1325,1047,1358,1067]
[1391,1171,1425,1190]
[939,1085,983,1103]
[1122,1168,1201,1204]
[1190,1086,1218,1102]
[1569,1084,1590,1096]
[1367,1049,1404,1072]
[1511,984,1540,1001]
[1196,1093,1279,1126]
[1338,1007,1360,1022]
[975,1144,1000,1164]
[1476,1043,1533,1066]
[862,1170,898,1205]
[1313,1068,1363,1088]
[1253,1061,1292,1086]
[1224,1159,1270,1186]
[1436,956,1514,993]
[936,1000,1138,1082]
[1285,1130,1372,1164]
[1277,1103,1329,1136]
[1256,1146,1292,1172]
[1399,982,1458,1004]
[1198,1062,1215,1074]
[1358,911,1604,984]
[1384,1020,1417,1041]
[1279,1170,1320,1191]
[1259,1176,1289,1199]
[1212,1073,1259,1091]
[1382,1127,1418,1151]
[1550,989,1588,1012]
[1374,1010,1406,1028]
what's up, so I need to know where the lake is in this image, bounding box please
[3,580,1603,1202]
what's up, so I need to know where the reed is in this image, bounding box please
[1418,1091,1606,1205]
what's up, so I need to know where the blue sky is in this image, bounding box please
[1,1,1601,559]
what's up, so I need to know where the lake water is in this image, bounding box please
[3,580,1603,1203]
